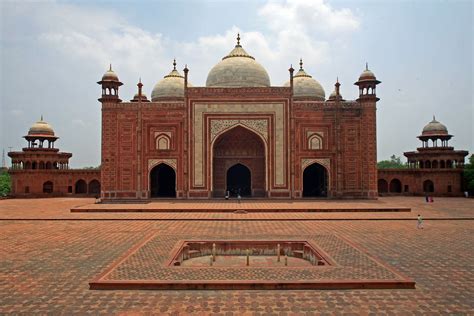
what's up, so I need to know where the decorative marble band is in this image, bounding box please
[210,119,268,143]
[301,158,330,172]
[148,158,177,171]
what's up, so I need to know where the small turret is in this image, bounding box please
[97,64,123,103]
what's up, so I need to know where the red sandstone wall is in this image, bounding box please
[377,169,464,196]
[9,169,100,197]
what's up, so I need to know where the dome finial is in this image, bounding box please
[173,58,176,70]
[336,76,339,83]
[299,58,303,70]
[366,62,368,70]
[40,114,43,121]
[433,115,436,121]
[237,33,240,46]
[109,63,112,71]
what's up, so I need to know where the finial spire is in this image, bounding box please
[40,114,43,121]
[173,58,176,70]
[433,115,436,121]
[237,33,240,46]
[365,62,368,70]
[336,76,339,83]
[109,63,112,71]
[139,77,142,84]
[299,58,303,70]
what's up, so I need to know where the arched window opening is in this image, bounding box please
[432,160,438,169]
[75,179,87,194]
[39,161,45,169]
[150,163,176,198]
[389,179,402,193]
[88,180,101,195]
[447,160,453,168]
[425,160,431,169]
[32,161,37,170]
[156,135,171,150]
[303,163,328,197]
[43,181,53,194]
[423,180,434,193]
[378,179,388,193]
[440,160,445,168]
[308,134,323,150]
[226,163,252,197]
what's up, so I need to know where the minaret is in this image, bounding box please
[354,63,381,100]
[97,64,123,103]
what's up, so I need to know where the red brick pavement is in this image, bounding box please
[0,196,473,220]
[0,198,473,314]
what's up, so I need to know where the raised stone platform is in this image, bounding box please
[72,199,411,213]
[90,233,415,290]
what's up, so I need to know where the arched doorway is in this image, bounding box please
[389,179,402,193]
[43,181,53,194]
[226,163,251,196]
[212,126,265,197]
[423,180,434,193]
[303,163,328,197]
[75,179,87,194]
[88,180,101,195]
[378,179,388,193]
[150,163,176,198]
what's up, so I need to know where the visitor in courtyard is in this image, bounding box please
[417,214,424,229]
[425,194,429,202]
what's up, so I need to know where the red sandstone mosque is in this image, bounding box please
[7,36,469,199]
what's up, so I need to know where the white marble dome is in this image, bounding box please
[206,35,270,87]
[151,61,191,100]
[284,60,325,100]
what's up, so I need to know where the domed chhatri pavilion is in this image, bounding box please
[98,35,382,200]
[378,116,468,196]
[8,117,101,196]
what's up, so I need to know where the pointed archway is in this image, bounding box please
[226,163,251,196]
[303,163,328,197]
[212,126,265,197]
[150,163,176,198]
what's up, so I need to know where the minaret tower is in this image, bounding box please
[354,63,381,198]
[354,63,381,100]
[97,64,123,103]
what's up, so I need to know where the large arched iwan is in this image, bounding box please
[212,126,265,197]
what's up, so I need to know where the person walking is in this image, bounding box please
[417,214,424,229]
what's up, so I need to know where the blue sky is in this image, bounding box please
[1,0,472,167]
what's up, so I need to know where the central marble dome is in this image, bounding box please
[206,34,270,87]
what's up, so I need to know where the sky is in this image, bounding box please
[0,0,472,168]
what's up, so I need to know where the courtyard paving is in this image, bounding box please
[0,197,473,314]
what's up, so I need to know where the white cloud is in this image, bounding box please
[32,0,359,89]
[259,0,360,35]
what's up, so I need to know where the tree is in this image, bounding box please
[377,155,407,169]
[463,154,474,194]
[0,170,11,197]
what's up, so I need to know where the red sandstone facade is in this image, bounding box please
[98,39,381,200]
[8,39,468,200]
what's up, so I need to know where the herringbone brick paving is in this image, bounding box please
[0,197,473,314]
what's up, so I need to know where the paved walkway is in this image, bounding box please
[1,197,473,314]
[0,197,473,220]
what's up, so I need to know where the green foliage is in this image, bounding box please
[0,170,11,197]
[464,154,474,192]
[377,155,407,169]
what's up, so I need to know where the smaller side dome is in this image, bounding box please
[284,59,325,100]
[422,116,448,135]
[358,63,376,81]
[328,90,343,101]
[151,60,190,101]
[28,116,55,136]
[102,64,119,82]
